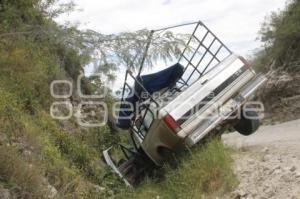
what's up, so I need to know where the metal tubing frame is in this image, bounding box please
[119,20,233,142]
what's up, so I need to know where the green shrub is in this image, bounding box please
[256,0,300,71]
[115,139,237,199]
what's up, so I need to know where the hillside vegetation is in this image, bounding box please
[0,1,117,198]
[0,1,236,198]
[253,0,300,123]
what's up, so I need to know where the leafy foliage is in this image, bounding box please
[252,0,300,124]
[255,0,300,71]
[87,29,189,73]
[1,0,188,79]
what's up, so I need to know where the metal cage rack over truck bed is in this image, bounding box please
[119,21,233,140]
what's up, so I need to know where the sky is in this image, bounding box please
[58,0,286,55]
[57,0,287,91]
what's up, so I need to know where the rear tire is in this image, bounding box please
[119,156,139,185]
[158,147,178,168]
[234,108,260,136]
[118,150,155,186]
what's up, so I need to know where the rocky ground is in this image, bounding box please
[222,119,300,199]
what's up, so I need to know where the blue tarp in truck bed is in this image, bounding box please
[116,63,184,130]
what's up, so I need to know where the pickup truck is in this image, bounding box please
[103,21,267,186]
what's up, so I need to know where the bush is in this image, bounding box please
[115,139,237,199]
[257,0,300,71]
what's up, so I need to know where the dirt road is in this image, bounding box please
[222,119,300,199]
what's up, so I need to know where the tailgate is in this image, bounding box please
[161,55,255,137]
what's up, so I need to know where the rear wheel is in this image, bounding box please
[157,147,178,168]
[119,156,139,185]
[234,108,260,136]
[118,150,155,186]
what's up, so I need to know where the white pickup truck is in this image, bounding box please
[103,21,267,186]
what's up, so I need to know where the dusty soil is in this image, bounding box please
[222,119,300,199]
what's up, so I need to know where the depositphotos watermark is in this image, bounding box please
[50,77,265,128]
